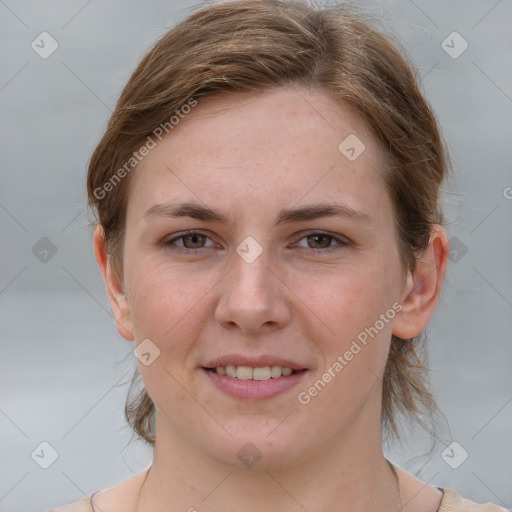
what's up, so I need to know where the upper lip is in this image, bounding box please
[202,354,307,371]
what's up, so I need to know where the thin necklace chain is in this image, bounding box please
[135,462,403,511]
[389,460,403,510]
[134,466,150,512]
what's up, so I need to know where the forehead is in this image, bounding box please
[128,86,390,223]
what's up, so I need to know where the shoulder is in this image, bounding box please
[50,468,149,512]
[89,468,149,510]
[439,488,509,512]
[392,463,507,512]
[49,495,93,512]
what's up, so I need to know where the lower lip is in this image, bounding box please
[202,368,308,399]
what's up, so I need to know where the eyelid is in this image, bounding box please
[163,230,350,254]
[292,230,351,255]
[164,230,219,249]
[291,230,350,248]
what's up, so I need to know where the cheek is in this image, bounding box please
[125,261,216,401]
[125,257,214,349]
[292,259,398,409]
[292,262,397,343]
[297,272,395,425]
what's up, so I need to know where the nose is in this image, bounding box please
[214,248,291,334]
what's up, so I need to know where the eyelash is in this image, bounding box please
[164,230,349,255]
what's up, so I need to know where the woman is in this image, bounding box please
[52,0,506,510]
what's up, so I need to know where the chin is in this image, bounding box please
[204,425,308,472]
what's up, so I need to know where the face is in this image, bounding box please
[113,86,410,469]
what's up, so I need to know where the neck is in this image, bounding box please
[136,412,400,512]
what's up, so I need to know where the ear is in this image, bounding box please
[392,225,450,339]
[93,225,134,341]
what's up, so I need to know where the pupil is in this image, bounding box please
[186,234,204,248]
[309,234,330,248]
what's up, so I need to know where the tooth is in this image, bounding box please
[225,365,237,378]
[270,365,282,378]
[236,365,253,380]
[216,364,295,379]
[253,366,271,380]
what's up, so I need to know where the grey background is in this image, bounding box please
[0,0,511,510]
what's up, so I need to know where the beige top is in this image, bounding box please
[50,465,509,512]
[50,488,509,512]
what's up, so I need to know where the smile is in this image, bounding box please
[209,365,295,380]
[203,365,308,399]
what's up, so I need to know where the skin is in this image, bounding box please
[93,85,449,511]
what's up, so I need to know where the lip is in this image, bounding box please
[202,354,307,371]
[202,367,308,399]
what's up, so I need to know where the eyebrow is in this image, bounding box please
[142,201,374,227]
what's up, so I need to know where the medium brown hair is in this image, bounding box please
[88,0,450,445]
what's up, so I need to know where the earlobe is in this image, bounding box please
[392,225,450,339]
[93,226,134,341]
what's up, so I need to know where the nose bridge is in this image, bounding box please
[231,244,274,303]
[215,241,290,333]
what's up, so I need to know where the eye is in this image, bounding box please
[293,232,349,253]
[164,231,216,253]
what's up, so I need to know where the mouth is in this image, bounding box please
[204,364,300,380]
[201,360,308,399]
